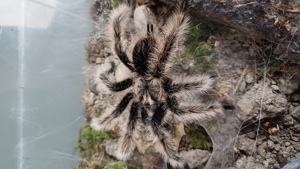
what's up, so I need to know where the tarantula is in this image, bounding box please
[91,1,222,168]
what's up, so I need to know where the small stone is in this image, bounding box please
[283,115,294,126]
[275,144,281,151]
[256,155,262,160]
[292,102,300,107]
[247,131,257,139]
[273,162,280,169]
[285,142,291,147]
[271,85,280,91]
[239,80,246,92]
[236,135,255,155]
[271,79,276,85]
[258,146,266,157]
[291,136,299,142]
[293,143,300,151]
[269,135,279,143]
[291,106,300,120]
[291,94,300,102]
[286,146,294,152]
[294,124,300,133]
[289,105,295,114]
[245,71,255,84]
[266,152,273,158]
[180,150,211,169]
[268,140,275,149]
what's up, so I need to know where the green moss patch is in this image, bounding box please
[186,124,212,150]
[112,0,124,9]
[103,161,128,169]
[178,19,227,71]
[75,124,111,159]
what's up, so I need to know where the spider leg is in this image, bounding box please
[109,4,135,71]
[117,101,139,160]
[132,35,156,76]
[150,103,189,169]
[151,7,190,78]
[166,95,221,123]
[162,74,214,96]
[90,92,134,131]
[100,73,134,92]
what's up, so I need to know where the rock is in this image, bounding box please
[273,162,281,169]
[291,136,299,142]
[266,152,273,158]
[291,106,300,120]
[239,80,246,92]
[179,149,211,169]
[278,73,300,94]
[285,146,294,153]
[269,135,279,143]
[245,71,255,84]
[235,156,265,169]
[236,135,255,155]
[247,131,257,139]
[283,115,294,126]
[258,145,266,157]
[292,103,300,107]
[267,140,275,149]
[103,140,119,158]
[291,94,300,102]
[285,142,291,147]
[289,105,295,114]
[293,143,300,151]
[237,81,287,121]
[271,85,280,91]
[293,124,300,133]
[274,144,281,151]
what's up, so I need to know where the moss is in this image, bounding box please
[178,19,228,71]
[186,124,212,150]
[103,161,128,169]
[112,0,124,9]
[75,124,110,159]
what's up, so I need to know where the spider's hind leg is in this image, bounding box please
[90,92,135,131]
[150,103,189,169]
[117,101,139,160]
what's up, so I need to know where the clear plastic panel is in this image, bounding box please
[0,0,92,168]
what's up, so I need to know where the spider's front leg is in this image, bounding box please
[166,95,222,124]
[150,5,190,78]
[162,74,215,97]
[108,3,135,71]
[100,73,134,92]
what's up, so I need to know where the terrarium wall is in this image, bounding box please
[0,0,92,168]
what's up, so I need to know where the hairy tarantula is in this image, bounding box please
[91,1,222,168]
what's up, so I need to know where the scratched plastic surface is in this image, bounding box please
[0,0,92,168]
